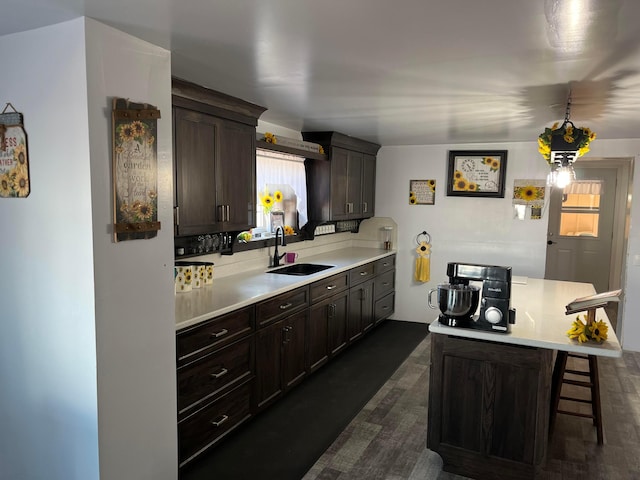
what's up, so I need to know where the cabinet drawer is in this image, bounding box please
[177,306,254,366]
[256,286,309,328]
[177,336,253,418]
[375,255,396,274]
[374,270,395,300]
[178,381,252,467]
[349,262,375,287]
[374,291,395,323]
[310,271,349,303]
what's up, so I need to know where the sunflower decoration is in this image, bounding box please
[284,225,295,235]
[409,191,417,205]
[567,314,608,343]
[453,170,464,180]
[467,182,478,192]
[264,132,278,144]
[274,190,283,203]
[514,185,544,203]
[483,157,500,172]
[453,177,469,191]
[260,192,275,213]
[538,122,596,165]
[428,179,436,192]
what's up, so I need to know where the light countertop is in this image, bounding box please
[175,247,395,330]
[429,277,622,357]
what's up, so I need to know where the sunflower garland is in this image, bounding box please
[566,314,608,343]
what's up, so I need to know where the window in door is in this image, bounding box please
[558,180,602,237]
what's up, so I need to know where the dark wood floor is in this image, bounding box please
[304,326,640,480]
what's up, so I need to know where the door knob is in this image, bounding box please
[547,240,556,245]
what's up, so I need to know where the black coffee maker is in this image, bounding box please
[445,262,516,333]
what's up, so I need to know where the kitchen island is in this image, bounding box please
[427,277,622,480]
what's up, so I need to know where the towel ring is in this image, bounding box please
[416,231,431,245]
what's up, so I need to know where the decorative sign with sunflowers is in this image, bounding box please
[112,98,161,241]
[0,103,29,198]
[409,179,435,205]
[446,150,508,198]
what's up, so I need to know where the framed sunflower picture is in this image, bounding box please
[112,97,162,241]
[446,150,507,198]
[409,179,436,205]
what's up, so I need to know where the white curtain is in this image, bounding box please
[256,150,308,228]
[565,180,602,195]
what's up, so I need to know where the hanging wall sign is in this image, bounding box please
[0,103,30,198]
[112,98,161,241]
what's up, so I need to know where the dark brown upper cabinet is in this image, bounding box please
[172,78,266,236]
[302,131,380,223]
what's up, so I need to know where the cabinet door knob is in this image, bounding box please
[210,414,229,427]
[210,328,228,339]
[210,367,228,379]
[363,202,368,213]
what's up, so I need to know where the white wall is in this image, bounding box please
[84,19,177,480]
[376,139,640,352]
[0,18,177,480]
[0,20,99,480]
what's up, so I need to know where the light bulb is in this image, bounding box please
[555,166,575,188]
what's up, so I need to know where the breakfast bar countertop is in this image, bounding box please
[429,277,622,358]
[175,247,395,330]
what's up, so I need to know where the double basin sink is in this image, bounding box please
[267,263,333,276]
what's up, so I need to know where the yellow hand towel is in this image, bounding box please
[415,256,430,282]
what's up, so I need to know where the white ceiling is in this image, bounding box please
[3,0,640,146]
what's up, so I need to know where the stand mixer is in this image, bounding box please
[428,262,516,333]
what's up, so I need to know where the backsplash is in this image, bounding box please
[184,217,397,279]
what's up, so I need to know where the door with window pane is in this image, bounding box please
[545,168,617,292]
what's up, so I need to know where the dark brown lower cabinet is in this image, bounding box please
[254,310,307,411]
[427,334,553,480]
[178,381,252,467]
[177,255,396,469]
[307,289,349,372]
[347,279,374,342]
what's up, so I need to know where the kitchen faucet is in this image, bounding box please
[271,226,287,267]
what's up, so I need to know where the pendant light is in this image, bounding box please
[538,91,596,188]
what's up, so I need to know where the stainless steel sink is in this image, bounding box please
[267,263,333,276]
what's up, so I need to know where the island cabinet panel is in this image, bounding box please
[428,334,553,480]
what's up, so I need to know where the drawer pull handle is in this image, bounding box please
[382,306,389,310]
[280,302,293,310]
[326,285,337,290]
[382,282,390,286]
[383,262,389,267]
[359,272,368,276]
[210,367,228,379]
[210,415,229,427]
[210,328,228,339]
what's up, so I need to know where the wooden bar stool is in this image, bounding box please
[550,350,603,444]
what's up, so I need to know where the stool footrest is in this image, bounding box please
[562,378,594,388]
[557,409,595,419]
[560,395,593,405]
[565,368,590,377]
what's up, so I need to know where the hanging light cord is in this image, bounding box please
[562,90,573,128]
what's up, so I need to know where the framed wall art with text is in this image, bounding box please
[446,150,507,198]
